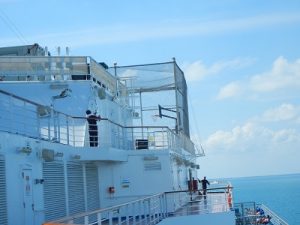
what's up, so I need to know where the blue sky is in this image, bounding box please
[1,0,300,178]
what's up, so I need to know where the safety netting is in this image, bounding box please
[108,61,190,138]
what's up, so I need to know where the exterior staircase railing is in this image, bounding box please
[43,187,232,225]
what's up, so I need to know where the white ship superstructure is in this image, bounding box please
[0,44,288,225]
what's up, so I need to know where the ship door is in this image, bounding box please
[22,169,34,225]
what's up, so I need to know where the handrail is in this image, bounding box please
[260,204,289,225]
[234,202,289,225]
[43,187,233,225]
[0,89,196,155]
[45,193,164,224]
[165,186,233,194]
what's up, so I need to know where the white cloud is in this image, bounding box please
[204,122,300,154]
[182,58,254,82]
[217,56,300,100]
[216,82,243,100]
[250,57,300,92]
[260,103,300,122]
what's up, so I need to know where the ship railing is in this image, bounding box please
[0,89,196,155]
[0,56,128,105]
[43,193,168,225]
[43,186,232,225]
[165,186,233,217]
[259,204,289,225]
[95,119,196,155]
[234,202,288,225]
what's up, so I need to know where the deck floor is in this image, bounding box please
[170,193,230,217]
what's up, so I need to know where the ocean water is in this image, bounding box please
[225,174,300,225]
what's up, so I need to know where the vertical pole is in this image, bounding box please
[173,58,180,134]
[36,106,41,139]
[138,200,142,224]
[47,111,51,140]
[139,91,144,139]
[109,211,113,225]
[57,112,61,142]
[72,119,75,146]
[148,199,152,224]
[84,215,89,225]
[23,101,26,134]
[97,212,102,225]
[66,116,70,145]
[8,95,12,133]
[132,202,136,224]
[144,200,148,224]
[126,204,130,225]
[117,208,121,225]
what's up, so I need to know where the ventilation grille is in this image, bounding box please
[144,162,162,171]
[86,163,100,223]
[0,156,7,225]
[67,162,85,216]
[43,162,67,221]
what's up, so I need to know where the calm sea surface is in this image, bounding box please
[224,174,300,225]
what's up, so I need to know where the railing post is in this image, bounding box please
[148,199,152,224]
[47,112,51,140]
[97,212,102,225]
[138,200,142,224]
[72,118,75,146]
[164,193,168,218]
[84,215,89,225]
[117,208,121,225]
[159,195,164,220]
[143,200,147,224]
[53,111,58,141]
[126,204,130,225]
[132,202,136,224]
[66,116,70,145]
[109,211,113,225]
[57,113,61,143]
[36,107,41,139]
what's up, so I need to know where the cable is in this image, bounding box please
[0,9,28,45]
[188,91,205,155]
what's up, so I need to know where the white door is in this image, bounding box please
[23,169,34,225]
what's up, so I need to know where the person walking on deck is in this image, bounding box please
[198,176,210,198]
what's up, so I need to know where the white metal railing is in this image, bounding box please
[43,193,167,225]
[260,204,289,225]
[0,90,196,155]
[234,202,289,225]
[43,187,232,225]
[0,56,129,106]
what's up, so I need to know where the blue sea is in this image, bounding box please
[225,174,300,225]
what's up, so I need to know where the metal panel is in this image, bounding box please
[85,163,100,223]
[144,162,162,171]
[0,156,7,225]
[86,163,100,210]
[43,162,67,221]
[67,162,85,216]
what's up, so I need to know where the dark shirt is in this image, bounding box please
[87,115,101,133]
[200,179,210,189]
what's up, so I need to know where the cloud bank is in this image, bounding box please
[204,103,300,154]
[217,57,300,100]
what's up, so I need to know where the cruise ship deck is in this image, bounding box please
[43,187,235,225]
